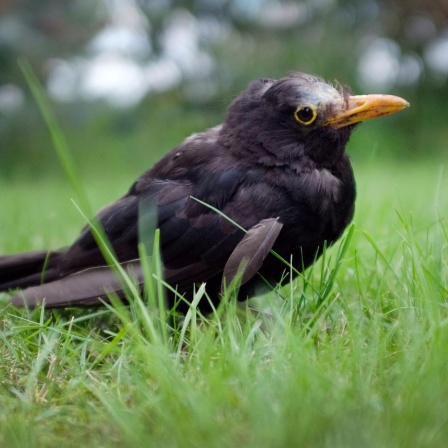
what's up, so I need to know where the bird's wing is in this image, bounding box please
[222,217,283,287]
[9,181,253,308]
[42,156,257,304]
[60,127,250,272]
[61,169,249,269]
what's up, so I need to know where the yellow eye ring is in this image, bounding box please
[294,106,317,125]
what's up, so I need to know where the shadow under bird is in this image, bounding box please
[0,73,409,312]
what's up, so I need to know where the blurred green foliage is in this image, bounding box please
[0,0,447,179]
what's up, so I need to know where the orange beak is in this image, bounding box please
[325,94,410,129]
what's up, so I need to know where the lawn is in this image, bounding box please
[1,149,448,447]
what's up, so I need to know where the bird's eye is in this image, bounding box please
[294,106,317,125]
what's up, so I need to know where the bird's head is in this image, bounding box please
[222,73,409,167]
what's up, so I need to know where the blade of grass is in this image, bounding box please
[18,57,91,216]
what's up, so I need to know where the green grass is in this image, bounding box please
[1,159,447,448]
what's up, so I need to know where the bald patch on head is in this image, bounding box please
[302,82,341,109]
[262,73,353,109]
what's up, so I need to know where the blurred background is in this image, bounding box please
[0,0,447,180]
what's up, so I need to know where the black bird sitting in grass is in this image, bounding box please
[0,73,409,312]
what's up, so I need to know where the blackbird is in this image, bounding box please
[0,73,409,312]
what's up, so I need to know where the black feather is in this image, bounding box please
[223,217,283,287]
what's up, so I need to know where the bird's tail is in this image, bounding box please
[0,250,62,292]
